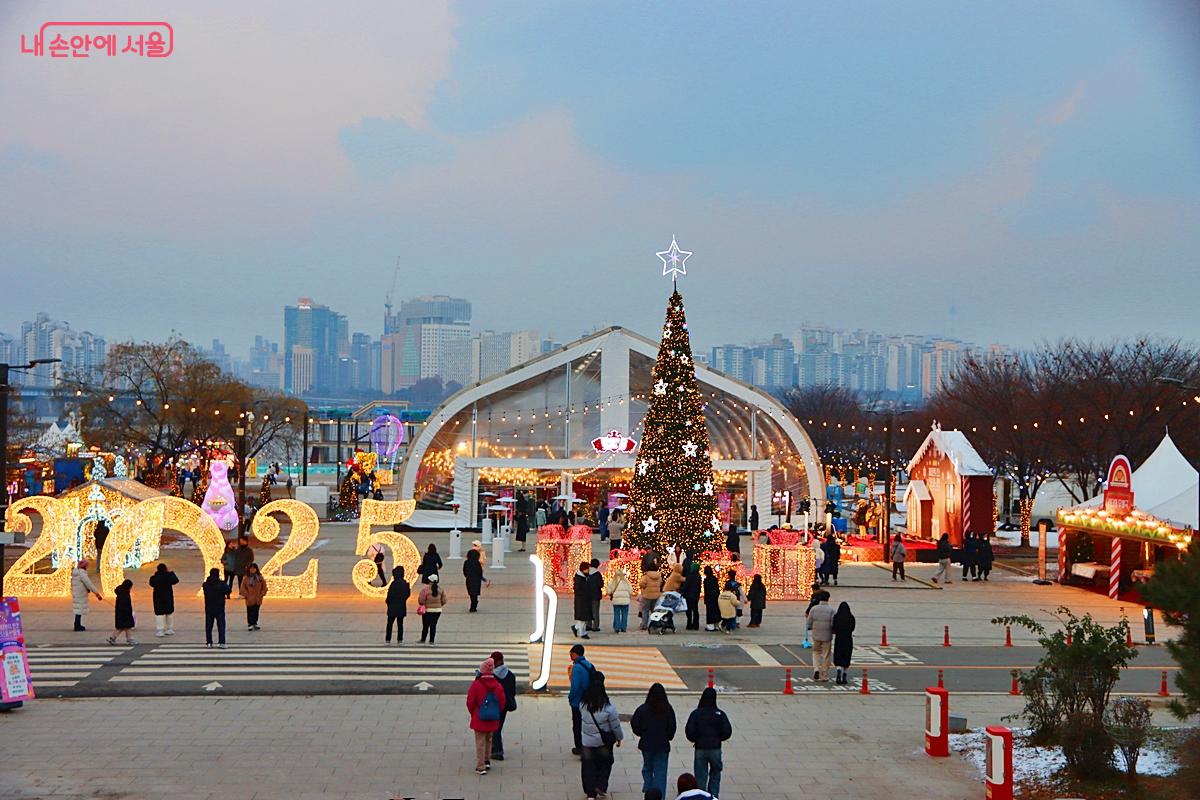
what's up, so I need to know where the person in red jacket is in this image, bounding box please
[466,657,508,775]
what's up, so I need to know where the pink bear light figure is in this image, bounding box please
[201,460,240,531]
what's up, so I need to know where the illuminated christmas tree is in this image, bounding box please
[625,278,720,556]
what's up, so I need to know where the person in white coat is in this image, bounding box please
[71,559,103,631]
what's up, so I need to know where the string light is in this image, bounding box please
[4,496,74,597]
[250,500,320,598]
[752,534,817,600]
[352,499,420,599]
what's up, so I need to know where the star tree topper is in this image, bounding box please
[656,235,692,279]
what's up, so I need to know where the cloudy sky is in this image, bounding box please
[2,1,1198,354]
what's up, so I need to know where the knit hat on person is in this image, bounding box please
[479,658,495,676]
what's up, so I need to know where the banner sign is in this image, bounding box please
[1102,455,1135,516]
[0,597,34,703]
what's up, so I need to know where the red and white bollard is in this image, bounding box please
[707,667,714,689]
[1159,671,1170,698]
[984,725,1013,800]
[937,668,945,688]
[1004,625,1012,647]
[860,667,870,695]
[880,625,889,646]
[924,686,949,757]
[943,625,952,647]
[783,668,794,695]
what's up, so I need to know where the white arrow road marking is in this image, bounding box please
[413,681,434,691]
[202,681,222,691]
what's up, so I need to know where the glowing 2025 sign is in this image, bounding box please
[5,497,420,601]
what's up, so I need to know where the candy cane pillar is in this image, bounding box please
[1108,536,1121,600]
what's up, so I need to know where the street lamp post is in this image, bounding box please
[236,416,247,537]
[0,358,62,595]
[868,406,914,546]
[301,417,310,487]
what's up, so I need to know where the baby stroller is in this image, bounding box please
[648,591,687,635]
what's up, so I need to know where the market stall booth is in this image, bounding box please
[904,424,995,545]
[1057,434,1197,600]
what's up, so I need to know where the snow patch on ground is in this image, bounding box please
[949,729,1179,782]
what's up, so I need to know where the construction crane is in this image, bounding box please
[384,256,401,329]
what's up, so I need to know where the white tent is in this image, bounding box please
[35,421,83,456]
[1085,432,1198,529]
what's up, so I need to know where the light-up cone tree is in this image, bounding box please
[625,284,721,557]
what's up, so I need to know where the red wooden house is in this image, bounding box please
[904,424,994,544]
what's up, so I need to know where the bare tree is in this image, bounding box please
[68,338,306,485]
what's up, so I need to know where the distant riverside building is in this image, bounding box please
[283,297,349,395]
[3,312,107,386]
[381,295,471,393]
[470,329,542,383]
[920,339,971,398]
[242,335,284,391]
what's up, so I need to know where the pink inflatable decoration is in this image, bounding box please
[201,460,240,531]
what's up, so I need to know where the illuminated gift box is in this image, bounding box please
[698,549,750,584]
[752,531,816,600]
[536,524,592,591]
[602,547,647,597]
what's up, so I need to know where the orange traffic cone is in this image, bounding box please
[860,668,870,695]
[783,668,794,695]
[1009,671,1020,696]
[1004,625,1013,647]
[943,625,951,647]
[881,625,889,646]
[707,668,714,689]
[1159,671,1170,697]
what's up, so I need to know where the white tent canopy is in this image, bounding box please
[35,420,83,455]
[1085,432,1198,529]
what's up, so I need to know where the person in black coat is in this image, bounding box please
[515,506,530,552]
[747,574,767,628]
[725,523,740,555]
[820,533,841,586]
[148,562,179,637]
[962,532,978,581]
[631,682,677,799]
[488,649,519,760]
[572,562,592,639]
[748,504,759,532]
[385,566,411,643]
[107,579,137,645]
[587,558,604,632]
[418,543,443,585]
[832,600,856,685]
[976,536,994,581]
[202,567,228,648]
[463,548,486,612]
[681,562,702,630]
[684,687,733,798]
[702,567,720,632]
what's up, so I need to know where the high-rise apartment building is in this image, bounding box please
[243,336,284,391]
[283,298,349,395]
[381,296,471,393]
[710,345,753,384]
[470,330,542,383]
[9,313,107,386]
[920,339,971,397]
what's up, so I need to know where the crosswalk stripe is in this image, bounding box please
[120,667,525,675]
[537,645,687,691]
[110,673,490,682]
[27,672,92,679]
[741,643,782,667]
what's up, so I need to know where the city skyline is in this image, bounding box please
[2,3,1198,351]
[2,298,995,404]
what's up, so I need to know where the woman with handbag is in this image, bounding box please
[579,673,623,800]
[417,573,447,644]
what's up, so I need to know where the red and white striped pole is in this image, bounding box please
[1108,536,1122,600]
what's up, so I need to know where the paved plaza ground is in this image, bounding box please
[1,522,1187,799]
